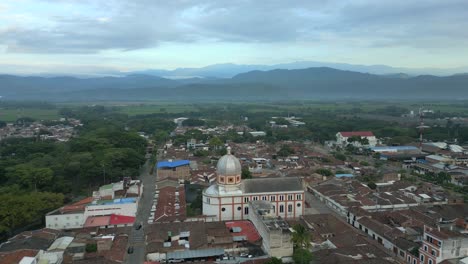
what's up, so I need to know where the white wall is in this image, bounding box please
[46,212,85,230]
[84,202,138,218]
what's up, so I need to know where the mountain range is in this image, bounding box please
[1,67,468,101]
[126,61,468,78]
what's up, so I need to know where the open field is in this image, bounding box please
[0,108,60,122]
[2,100,468,122]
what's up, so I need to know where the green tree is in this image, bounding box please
[367,182,377,190]
[292,248,313,264]
[86,243,97,253]
[291,224,310,249]
[316,168,332,177]
[209,136,223,149]
[266,257,283,264]
[277,145,295,157]
[242,166,252,179]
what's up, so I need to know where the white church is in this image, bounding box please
[202,147,304,221]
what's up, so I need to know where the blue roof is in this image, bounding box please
[90,197,137,206]
[371,146,419,151]
[157,160,190,169]
[335,174,354,178]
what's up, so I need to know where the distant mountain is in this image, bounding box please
[2,67,468,101]
[127,61,468,78]
[0,74,181,98]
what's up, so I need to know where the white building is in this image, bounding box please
[46,210,86,230]
[248,201,293,258]
[203,147,304,221]
[336,131,377,147]
[46,180,141,230]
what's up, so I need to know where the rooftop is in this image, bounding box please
[339,131,375,137]
[157,160,190,169]
[242,177,302,194]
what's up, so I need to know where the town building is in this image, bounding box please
[336,131,378,147]
[248,201,293,258]
[420,225,468,264]
[203,147,304,221]
[157,160,191,181]
[45,180,141,230]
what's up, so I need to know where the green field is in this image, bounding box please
[0,108,60,122]
[116,104,198,115]
[2,101,468,122]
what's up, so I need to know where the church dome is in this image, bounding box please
[216,147,242,177]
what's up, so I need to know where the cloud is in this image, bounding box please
[0,0,468,53]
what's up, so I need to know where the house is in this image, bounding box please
[420,225,468,264]
[248,201,293,259]
[336,131,377,147]
[156,160,191,181]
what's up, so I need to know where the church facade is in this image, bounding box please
[202,147,305,221]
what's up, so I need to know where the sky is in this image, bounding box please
[1,0,468,75]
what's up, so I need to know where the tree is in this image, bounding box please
[209,137,223,149]
[292,248,313,264]
[277,145,295,157]
[291,224,310,249]
[367,182,377,190]
[316,168,332,177]
[182,118,205,127]
[242,166,252,179]
[266,257,283,264]
[86,243,97,253]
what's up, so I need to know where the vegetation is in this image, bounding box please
[0,106,152,241]
[316,168,332,177]
[277,145,295,157]
[265,257,283,264]
[241,167,252,179]
[86,243,97,253]
[367,182,377,190]
[291,224,311,249]
[293,248,313,264]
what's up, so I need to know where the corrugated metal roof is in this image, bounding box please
[232,236,247,241]
[47,236,74,251]
[371,146,418,151]
[157,160,190,169]
[231,227,242,233]
[167,248,224,259]
[335,174,354,178]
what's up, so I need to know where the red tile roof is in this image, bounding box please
[339,131,374,137]
[0,249,39,264]
[109,214,135,225]
[84,216,110,227]
[225,221,261,242]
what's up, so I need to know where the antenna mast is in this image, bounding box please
[416,107,429,150]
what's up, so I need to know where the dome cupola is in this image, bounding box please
[216,146,242,185]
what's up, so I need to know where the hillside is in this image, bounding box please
[2,67,468,101]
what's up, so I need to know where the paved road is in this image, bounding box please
[125,158,157,264]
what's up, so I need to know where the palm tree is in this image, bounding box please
[291,224,310,249]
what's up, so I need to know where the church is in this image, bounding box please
[203,147,305,221]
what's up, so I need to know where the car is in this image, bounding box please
[127,246,134,254]
[135,223,142,230]
[248,255,253,258]
[240,253,248,257]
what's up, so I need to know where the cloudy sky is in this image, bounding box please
[1,0,467,74]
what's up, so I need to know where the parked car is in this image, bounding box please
[127,246,134,254]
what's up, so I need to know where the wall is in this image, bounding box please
[84,202,138,218]
[45,212,85,230]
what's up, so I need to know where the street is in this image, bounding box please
[124,158,157,264]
